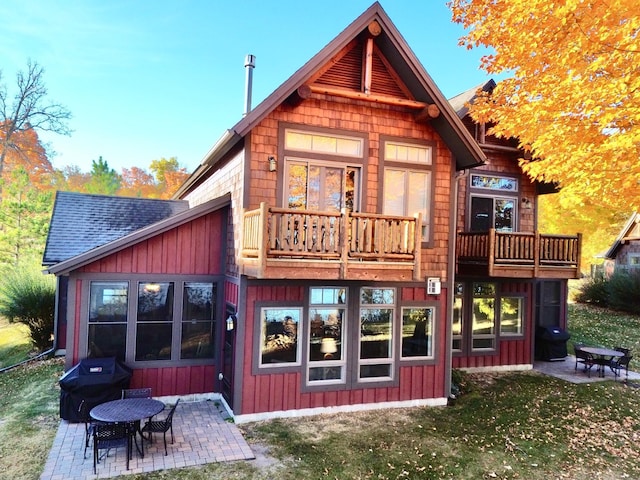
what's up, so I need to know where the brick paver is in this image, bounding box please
[40,399,255,480]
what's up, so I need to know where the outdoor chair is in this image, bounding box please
[122,387,154,440]
[609,353,633,381]
[141,398,180,455]
[77,400,107,459]
[92,422,131,473]
[122,387,152,399]
[573,343,595,376]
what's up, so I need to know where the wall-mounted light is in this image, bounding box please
[268,156,277,172]
[521,197,532,210]
[226,314,237,331]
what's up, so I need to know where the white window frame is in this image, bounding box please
[358,287,395,383]
[382,140,433,243]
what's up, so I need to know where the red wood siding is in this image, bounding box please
[68,210,226,395]
[79,211,224,275]
[238,284,446,416]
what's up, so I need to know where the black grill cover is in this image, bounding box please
[535,326,571,361]
[59,357,132,421]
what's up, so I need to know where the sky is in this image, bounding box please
[0,1,497,175]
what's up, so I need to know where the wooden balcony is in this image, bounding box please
[456,229,582,279]
[240,203,422,281]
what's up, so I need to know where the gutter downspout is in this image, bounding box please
[445,167,469,401]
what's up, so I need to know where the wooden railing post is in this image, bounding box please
[488,229,496,276]
[340,208,349,278]
[413,213,422,281]
[258,202,268,277]
[534,231,540,277]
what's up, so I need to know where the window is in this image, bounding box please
[359,288,395,381]
[629,254,640,269]
[307,287,346,384]
[286,160,359,212]
[452,282,464,352]
[383,140,433,241]
[86,277,218,365]
[136,282,174,361]
[181,282,215,359]
[88,281,128,361]
[283,128,363,213]
[401,306,435,359]
[259,307,302,366]
[472,283,496,351]
[469,174,518,232]
[500,297,524,336]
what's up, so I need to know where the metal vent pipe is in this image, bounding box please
[243,54,256,116]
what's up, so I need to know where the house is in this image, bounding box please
[43,2,581,423]
[602,212,640,276]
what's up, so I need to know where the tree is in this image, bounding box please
[119,166,158,198]
[150,157,189,199]
[85,156,121,195]
[0,167,53,267]
[0,264,55,351]
[449,0,640,211]
[0,60,71,190]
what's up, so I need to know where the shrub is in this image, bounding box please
[0,267,55,352]
[450,368,472,399]
[608,270,640,314]
[575,273,609,306]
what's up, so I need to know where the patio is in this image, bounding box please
[534,355,640,384]
[40,398,255,480]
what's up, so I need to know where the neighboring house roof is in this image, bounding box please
[45,193,231,275]
[603,212,640,260]
[42,191,189,266]
[449,79,497,119]
[174,1,487,199]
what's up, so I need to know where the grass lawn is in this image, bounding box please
[2,304,640,480]
[0,317,33,368]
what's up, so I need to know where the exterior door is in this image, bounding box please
[221,304,235,408]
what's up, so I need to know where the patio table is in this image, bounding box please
[90,398,165,457]
[580,347,625,378]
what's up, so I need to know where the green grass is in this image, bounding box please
[0,317,33,368]
[3,304,640,479]
[567,303,640,354]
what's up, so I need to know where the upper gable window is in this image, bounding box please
[385,141,431,165]
[285,130,363,158]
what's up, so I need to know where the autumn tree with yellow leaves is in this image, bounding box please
[449,0,640,212]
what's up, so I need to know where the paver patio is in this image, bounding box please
[40,398,255,480]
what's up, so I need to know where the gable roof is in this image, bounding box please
[449,79,497,119]
[175,2,487,198]
[603,212,640,260]
[43,191,189,267]
[45,193,231,275]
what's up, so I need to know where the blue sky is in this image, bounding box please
[0,1,496,174]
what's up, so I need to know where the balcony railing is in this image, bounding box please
[456,229,582,279]
[241,203,422,280]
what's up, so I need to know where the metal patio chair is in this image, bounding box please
[141,398,180,455]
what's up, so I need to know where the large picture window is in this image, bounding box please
[359,287,395,381]
[259,307,302,366]
[383,140,433,241]
[136,282,174,361]
[88,281,128,361]
[401,306,435,359]
[86,277,218,366]
[283,128,364,213]
[307,287,346,384]
[452,282,464,352]
[472,282,496,351]
[500,297,524,336]
[181,282,215,359]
